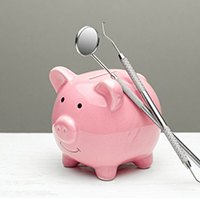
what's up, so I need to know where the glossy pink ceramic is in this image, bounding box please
[49,66,161,180]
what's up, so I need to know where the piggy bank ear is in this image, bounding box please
[137,73,146,81]
[95,79,124,111]
[49,66,76,92]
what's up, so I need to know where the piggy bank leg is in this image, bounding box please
[95,166,117,181]
[134,154,153,169]
[62,154,79,167]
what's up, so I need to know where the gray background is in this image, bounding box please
[0,0,200,132]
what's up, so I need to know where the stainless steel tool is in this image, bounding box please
[75,24,200,182]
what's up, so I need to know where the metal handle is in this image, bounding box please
[120,56,191,168]
[120,56,146,92]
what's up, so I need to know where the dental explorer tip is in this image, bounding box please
[188,166,200,183]
[101,22,121,55]
[102,22,106,35]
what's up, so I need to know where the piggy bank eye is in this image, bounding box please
[61,97,65,103]
[77,103,82,109]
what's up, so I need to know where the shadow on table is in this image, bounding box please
[63,162,140,181]
[46,152,142,181]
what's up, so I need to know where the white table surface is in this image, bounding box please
[0,133,200,198]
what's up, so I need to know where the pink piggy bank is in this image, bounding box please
[49,66,161,180]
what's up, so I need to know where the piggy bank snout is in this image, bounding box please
[53,116,77,144]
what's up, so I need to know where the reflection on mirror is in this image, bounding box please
[75,26,99,56]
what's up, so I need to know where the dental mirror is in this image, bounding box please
[75,26,99,56]
[75,26,114,77]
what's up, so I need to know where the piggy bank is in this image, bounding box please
[49,66,161,180]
